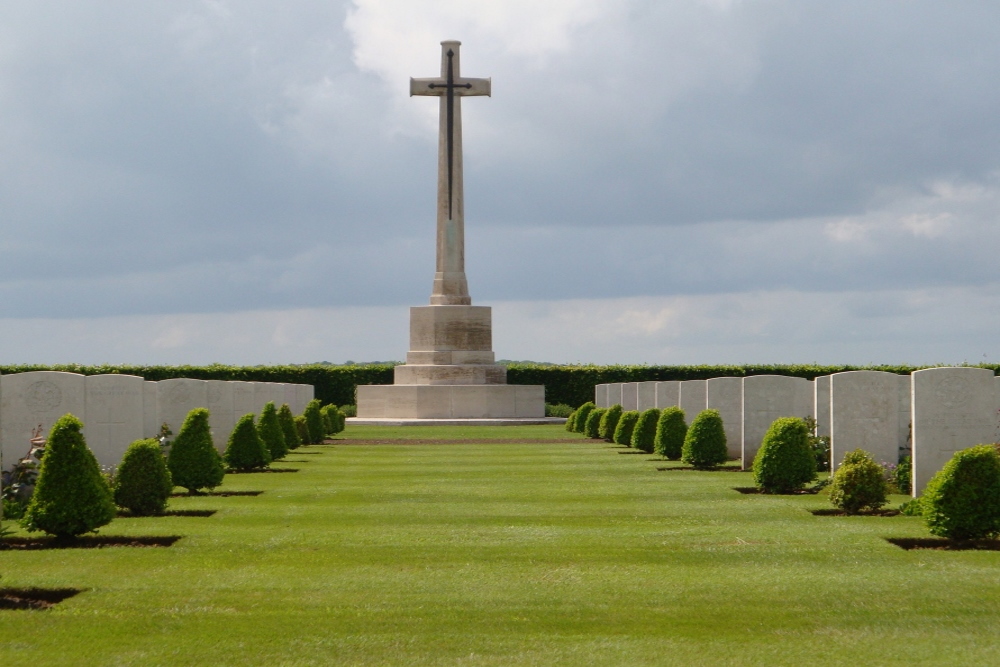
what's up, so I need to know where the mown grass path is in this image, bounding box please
[1,425,998,665]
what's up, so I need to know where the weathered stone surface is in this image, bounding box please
[394,364,506,385]
[207,380,235,451]
[621,383,639,411]
[84,374,145,468]
[814,375,831,439]
[1,371,85,471]
[679,380,707,421]
[232,381,257,419]
[741,375,813,469]
[637,382,658,410]
[829,371,900,471]
[706,377,742,459]
[143,381,158,440]
[654,381,679,408]
[157,379,209,436]
[606,383,623,407]
[356,384,544,419]
[911,367,997,495]
[295,384,314,415]
[594,384,609,408]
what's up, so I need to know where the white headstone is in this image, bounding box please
[143,381,158,439]
[295,384,314,415]
[637,382,657,410]
[157,378,209,436]
[1,371,86,471]
[207,380,235,451]
[911,367,997,496]
[621,383,639,411]
[606,383,623,408]
[706,377,742,460]
[829,371,900,471]
[814,375,831,439]
[594,384,609,408]
[654,381,679,408]
[233,381,257,418]
[679,380,707,421]
[741,375,813,469]
[83,374,144,468]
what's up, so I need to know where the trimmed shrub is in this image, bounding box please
[258,402,288,461]
[21,414,115,538]
[294,415,310,443]
[167,408,225,494]
[752,417,816,493]
[895,455,912,495]
[279,404,302,450]
[631,408,661,453]
[682,409,728,469]
[565,410,577,432]
[225,414,271,471]
[304,399,325,444]
[114,438,173,516]
[321,404,345,436]
[828,449,889,514]
[613,410,640,447]
[572,402,596,433]
[654,407,687,460]
[922,445,1000,540]
[599,404,623,442]
[546,403,574,418]
[584,408,606,439]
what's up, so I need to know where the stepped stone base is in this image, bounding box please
[348,417,565,426]
[356,384,545,419]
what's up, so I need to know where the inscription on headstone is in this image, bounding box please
[829,371,899,471]
[741,375,812,469]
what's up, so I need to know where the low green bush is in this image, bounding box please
[339,404,357,418]
[922,445,1000,540]
[895,455,912,495]
[114,439,173,516]
[225,414,271,471]
[167,408,225,494]
[258,402,288,461]
[565,410,577,432]
[278,404,302,450]
[584,408,605,439]
[599,405,623,441]
[304,399,325,444]
[654,407,687,460]
[752,417,816,493]
[803,416,831,472]
[572,402,596,433]
[682,409,728,469]
[613,411,640,447]
[631,408,660,453]
[294,415,310,443]
[828,449,889,514]
[546,403,574,418]
[21,414,116,538]
[320,404,344,436]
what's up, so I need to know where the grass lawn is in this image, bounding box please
[1,424,997,665]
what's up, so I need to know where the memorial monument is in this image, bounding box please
[354,41,550,423]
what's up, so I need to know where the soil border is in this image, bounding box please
[0,587,83,610]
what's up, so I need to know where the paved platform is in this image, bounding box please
[347,417,567,427]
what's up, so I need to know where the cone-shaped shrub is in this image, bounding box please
[279,404,302,450]
[321,404,345,436]
[828,449,889,514]
[167,408,225,494]
[631,408,661,453]
[922,445,1000,540]
[565,410,577,432]
[572,402,596,433]
[654,407,687,460]
[225,414,271,471]
[613,410,640,446]
[258,402,288,461]
[114,438,173,516]
[599,404,623,442]
[294,415,310,443]
[304,399,325,444]
[752,417,816,493]
[682,409,728,469]
[21,414,115,538]
[584,408,606,439]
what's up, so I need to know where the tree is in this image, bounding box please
[654,407,687,460]
[752,417,816,493]
[258,402,288,461]
[304,400,325,444]
[923,445,1000,540]
[682,409,728,469]
[167,407,225,494]
[225,414,271,471]
[114,439,173,516]
[278,404,302,450]
[631,409,661,453]
[599,404,623,442]
[828,449,889,514]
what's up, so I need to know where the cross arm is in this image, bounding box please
[457,77,491,97]
[409,77,492,97]
[410,77,444,96]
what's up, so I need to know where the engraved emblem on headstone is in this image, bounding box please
[167,383,192,405]
[25,381,61,412]
[934,375,973,409]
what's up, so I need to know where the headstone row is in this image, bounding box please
[0,371,315,470]
[595,368,1000,495]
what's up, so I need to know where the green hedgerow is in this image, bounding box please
[631,408,661,453]
[613,410,640,447]
[167,408,225,494]
[922,445,1000,540]
[654,407,687,460]
[258,402,288,462]
[304,399,325,444]
[584,408,606,439]
[599,405,623,442]
[752,417,817,494]
[828,449,889,514]
[278,404,302,450]
[21,414,116,538]
[294,415,310,443]
[225,414,271,471]
[572,402,596,434]
[682,409,728,469]
[114,438,173,516]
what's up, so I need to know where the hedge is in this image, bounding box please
[1,363,996,410]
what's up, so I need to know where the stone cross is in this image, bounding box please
[411,40,491,306]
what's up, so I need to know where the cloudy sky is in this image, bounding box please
[0,0,997,365]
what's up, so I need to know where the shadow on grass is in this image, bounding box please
[170,491,263,498]
[887,537,1000,551]
[0,588,83,610]
[289,451,323,455]
[226,468,299,474]
[117,510,217,518]
[657,466,746,472]
[0,536,181,550]
[811,508,900,517]
[732,487,820,495]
